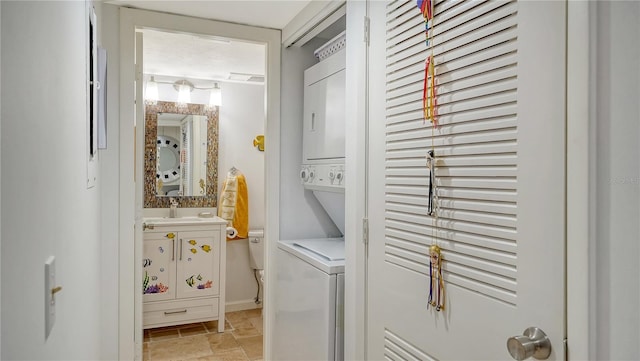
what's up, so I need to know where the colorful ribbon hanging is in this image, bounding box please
[416,0,438,128]
[423,55,438,127]
[426,149,445,312]
[418,0,444,313]
[417,0,433,28]
[426,150,435,216]
[428,244,445,311]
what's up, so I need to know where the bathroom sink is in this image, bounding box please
[143,216,223,227]
[144,217,206,223]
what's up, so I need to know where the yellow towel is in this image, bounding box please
[218,171,249,240]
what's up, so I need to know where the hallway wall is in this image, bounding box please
[1,1,102,359]
[96,3,121,359]
[594,1,640,359]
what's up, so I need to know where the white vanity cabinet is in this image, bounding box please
[142,218,226,331]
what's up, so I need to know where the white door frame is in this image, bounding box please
[344,1,368,360]
[566,1,593,359]
[118,8,281,360]
[346,0,593,360]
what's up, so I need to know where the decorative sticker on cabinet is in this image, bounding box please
[188,239,197,245]
[200,244,211,253]
[143,271,168,294]
[166,233,175,239]
[158,246,164,253]
[143,258,152,267]
[186,275,195,287]
[190,248,197,254]
[186,274,212,289]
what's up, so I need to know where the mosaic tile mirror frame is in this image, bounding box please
[144,101,219,208]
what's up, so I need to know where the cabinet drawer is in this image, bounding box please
[144,298,219,328]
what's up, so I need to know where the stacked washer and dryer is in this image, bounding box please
[273,33,346,361]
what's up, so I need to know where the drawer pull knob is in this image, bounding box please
[164,309,187,315]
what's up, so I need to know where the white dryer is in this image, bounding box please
[273,238,345,361]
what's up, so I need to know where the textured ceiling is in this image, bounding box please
[142,29,266,85]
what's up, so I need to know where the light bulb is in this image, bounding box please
[177,81,191,105]
[209,83,222,107]
[145,76,158,103]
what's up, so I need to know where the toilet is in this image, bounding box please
[248,229,264,306]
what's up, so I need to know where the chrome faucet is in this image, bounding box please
[169,197,178,218]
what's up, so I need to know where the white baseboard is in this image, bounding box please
[225,299,263,313]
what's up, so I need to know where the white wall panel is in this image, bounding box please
[1,2,102,359]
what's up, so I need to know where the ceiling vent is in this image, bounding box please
[228,72,264,83]
[247,75,265,83]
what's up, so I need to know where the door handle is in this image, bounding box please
[507,327,551,360]
[179,239,183,261]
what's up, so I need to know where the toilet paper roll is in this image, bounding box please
[226,227,238,239]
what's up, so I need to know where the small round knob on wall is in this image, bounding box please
[507,327,551,360]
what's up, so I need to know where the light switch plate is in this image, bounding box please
[45,256,56,339]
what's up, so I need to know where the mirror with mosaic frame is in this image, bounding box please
[144,101,218,208]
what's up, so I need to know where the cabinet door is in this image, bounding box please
[176,231,220,299]
[143,232,177,302]
[303,69,346,162]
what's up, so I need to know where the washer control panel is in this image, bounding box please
[300,164,345,192]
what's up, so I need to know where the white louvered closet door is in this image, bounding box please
[367,1,566,360]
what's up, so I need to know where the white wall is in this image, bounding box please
[96,3,120,360]
[1,2,102,359]
[594,1,640,359]
[218,82,266,307]
[218,82,265,230]
[280,39,341,240]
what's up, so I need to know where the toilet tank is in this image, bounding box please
[248,229,264,270]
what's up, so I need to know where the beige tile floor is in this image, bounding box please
[143,309,263,361]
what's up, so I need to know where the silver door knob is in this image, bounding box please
[507,327,551,360]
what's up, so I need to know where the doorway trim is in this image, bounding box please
[119,8,281,360]
[566,1,593,359]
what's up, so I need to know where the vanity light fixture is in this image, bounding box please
[145,75,223,106]
[145,76,159,104]
[209,82,222,107]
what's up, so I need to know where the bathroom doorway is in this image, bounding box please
[140,27,267,360]
[119,8,281,360]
